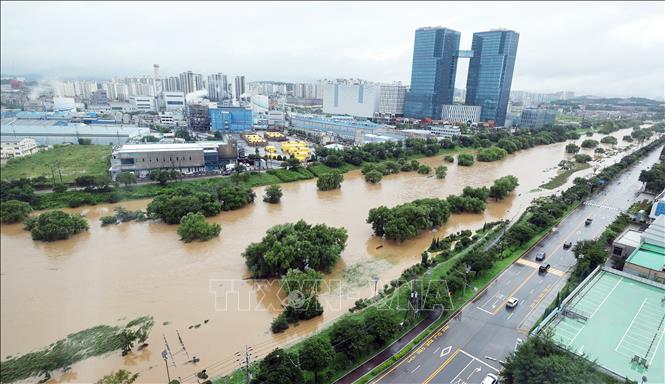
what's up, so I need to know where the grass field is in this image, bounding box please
[540,162,591,189]
[542,269,664,384]
[1,144,112,183]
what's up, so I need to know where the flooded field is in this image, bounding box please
[0,129,636,382]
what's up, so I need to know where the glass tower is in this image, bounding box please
[465,30,519,126]
[404,27,461,119]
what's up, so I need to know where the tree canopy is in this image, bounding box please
[316,172,344,191]
[0,200,32,223]
[25,210,88,241]
[243,220,348,277]
[177,212,221,242]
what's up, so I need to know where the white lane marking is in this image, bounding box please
[507,310,516,320]
[589,277,622,319]
[448,359,474,384]
[432,346,440,355]
[649,327,664,366]
[440,346,452,358]
[467,367,481,380]
[459,350,500,372]
[615,298,647,351]
[476,306,495,315]
[410,364,421,373]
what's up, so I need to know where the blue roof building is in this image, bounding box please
[209,107,253,132]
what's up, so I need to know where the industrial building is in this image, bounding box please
[109,140,238,179]
[290,114,403,145]
[209,106,253,132]
[323,82,380,118]
[160,92,186,111]
[0,119,149,146]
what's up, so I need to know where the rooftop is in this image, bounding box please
[614,229,643,249]
[626,242,665,271]
[538,268,665,383]
[116,142,228,153]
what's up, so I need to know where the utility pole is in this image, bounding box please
[235,345,253,383]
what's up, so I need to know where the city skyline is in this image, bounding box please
[1,1,664,99]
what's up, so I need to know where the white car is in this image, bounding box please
[482,373,498,384]
[506,297,519,308]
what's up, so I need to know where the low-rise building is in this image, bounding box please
[267,110,287,128]
[0,137,39,159]
[623,215,665,283]
[161,91,185,111]
[441,105,481,124]
[430,124,461,138]
[109,140,238,179]
[130,96,156,112]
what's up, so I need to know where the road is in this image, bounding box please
[372,145,664,384]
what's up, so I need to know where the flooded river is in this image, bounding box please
[0,129,638,382]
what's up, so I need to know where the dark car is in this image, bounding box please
[539,264,551,273]
[585,218,593,226]
[563,241,573,249]
[535,251,546,261]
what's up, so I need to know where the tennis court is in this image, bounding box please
[542,268,665,383]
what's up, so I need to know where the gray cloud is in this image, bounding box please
[1,1,663,98]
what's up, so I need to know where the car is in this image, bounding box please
[539,264,551,273]
[563,241,573,249]
[506,297,519,308]
[482,373,498,384]
[535,251,546,261]
[585,218,593,226]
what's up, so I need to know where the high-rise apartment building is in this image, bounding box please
[207,73,228,101]
[179,71,204,95]
[465,29,519,126]
[233,76,246,101]
[404,27,461,119]
[163,77,181,92]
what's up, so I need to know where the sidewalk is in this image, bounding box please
[334,310,441,384]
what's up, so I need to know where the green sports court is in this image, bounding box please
[539,268,665,383]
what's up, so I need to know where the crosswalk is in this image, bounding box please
[583,201,622,211]
[516,258,564,276]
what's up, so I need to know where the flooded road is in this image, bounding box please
[0,128,638,382]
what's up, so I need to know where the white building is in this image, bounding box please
[267,111,287,127]
[0,138,39,159]
[378,83,407,116]
[130,96,156,112]
[160,91,185,111]
[323,82,380,118]
[430,124,461,138]
[250,94,269,114]
[207,73,228,101]
[441,104,482,123]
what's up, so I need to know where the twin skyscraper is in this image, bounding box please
[404,27,519,126]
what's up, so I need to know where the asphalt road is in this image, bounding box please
[372,145,664,384]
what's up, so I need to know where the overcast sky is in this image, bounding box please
[1,1,664,99]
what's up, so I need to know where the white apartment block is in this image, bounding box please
[161,92,186,111]
[441,104,482,123]
[0,138,39,159]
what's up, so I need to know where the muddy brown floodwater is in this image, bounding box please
[0,129,636,383]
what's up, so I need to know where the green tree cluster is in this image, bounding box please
[263,184,283,203]
[417,164,432,174]
[243,220,348,277]
[147,191,221,224]
[488,175,519,201]
[364,170,383,184]
[600,135,618,145]
[639,162,665,193]
[177,212,221,242]
[435,165,448,179]
[218,184,256,210]
[565,143,580,153]
[574,153,592,163]
[25,210,88,241]
[457,153,475,166]
[316,171,344,191]
[580,139,599,148]
[476,146,508,162]
[0,200,32,223]
[367,199,451,241]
